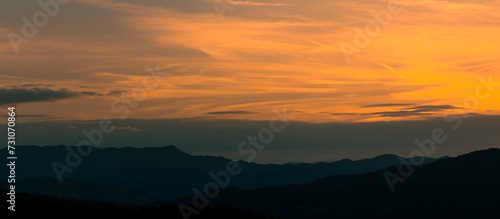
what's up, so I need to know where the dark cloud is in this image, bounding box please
[364,110,426,117]
[80,91,103,97]
[205,111,258,115]
[404,105,460,111]
[107,90,125,96]
[362,103,414,108]
[0,87,108,105]
[5,84,53,89]
[0,87,80,105]
[364,105,461,117]
[330,113,360,116]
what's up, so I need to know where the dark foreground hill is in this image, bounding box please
[0,177,161,205]
[207,148,500,218]
[2,145,439,200]
[2,188,279,219]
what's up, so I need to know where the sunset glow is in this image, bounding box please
[1,0,500,123]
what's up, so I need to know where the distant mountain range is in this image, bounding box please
[1,145,442,201]
[3,147,499,218]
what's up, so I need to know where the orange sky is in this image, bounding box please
[1,0,500,123]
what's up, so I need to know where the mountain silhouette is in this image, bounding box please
[2,145,441,200]
[207,148,500,218]
[5,147,498,218]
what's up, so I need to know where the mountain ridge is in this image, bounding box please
[1,145,444,200]
[207,148,500,218]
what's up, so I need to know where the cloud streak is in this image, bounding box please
[362,103,415,108]
[205,111,258,115]
[364,105,462,117]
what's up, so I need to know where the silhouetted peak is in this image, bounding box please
[159,145,186,153]
[454,147,500,160]
[372,154,400,160]
[115,145,192,158]
[334,158,354,164]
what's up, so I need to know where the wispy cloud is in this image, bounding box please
[205,111,258,114]
[362,103,415,108]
